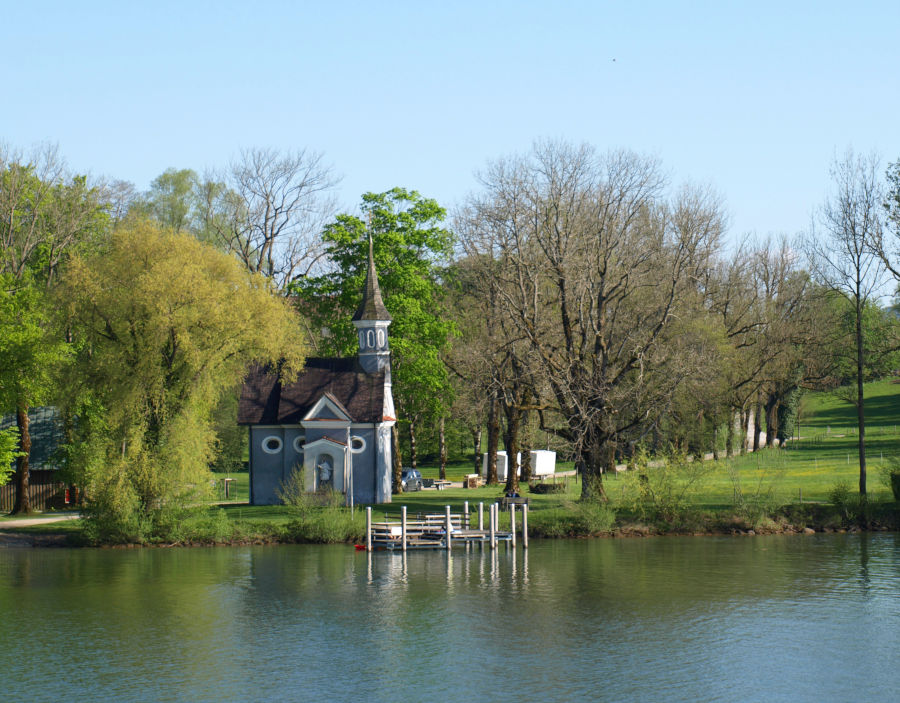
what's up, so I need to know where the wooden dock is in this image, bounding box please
[365,502,528,552]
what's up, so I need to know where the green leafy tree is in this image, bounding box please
[134,168,199,233]
[292,188,456,487]
[1,145,106,512]
[0,426,23,486]
[58,220,306,541]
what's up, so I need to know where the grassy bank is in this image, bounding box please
[3,379,898,546]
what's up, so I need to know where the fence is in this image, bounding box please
[1,470,68,512]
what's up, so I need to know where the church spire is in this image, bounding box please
[352,233,391,322]
[352,233,392,374]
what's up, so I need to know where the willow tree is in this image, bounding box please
[59,220,305,540]
[461,141,723,500]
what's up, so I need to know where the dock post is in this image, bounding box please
[522,503,528,549]
[510,504,516,547]
[445,505,452,550]
[366,507,372,552]
[478,502,484,531]
[464,501,469,528]
[489,503,496,549]
[401,505,407,552]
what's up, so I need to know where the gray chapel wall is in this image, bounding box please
[351,427,376,505]
[250,425,387,505]
[249,427,305,505]
[249,427,282,505]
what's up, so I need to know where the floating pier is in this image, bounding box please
[365,502,529,552]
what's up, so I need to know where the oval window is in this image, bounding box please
[377,329,385,347]
[292,436,306,453]
[261,435,283,454]
[350,436,366,454]
[366,330,375,347]
[358,330,365,348]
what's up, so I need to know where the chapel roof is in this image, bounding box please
[238,357,386,425]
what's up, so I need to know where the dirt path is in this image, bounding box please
[0,513,81,548]
[0,513,81,527]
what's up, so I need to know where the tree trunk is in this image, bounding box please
[391,424,403,494]
[438,416,447,480]
[765,394,778,448]
[856,295,867,503]
[740,407,750,455]
[407,417,418,470]
[471,426,482,476]
[580,437,608,501]
[13,404,32,514]
[713,415,720,461]
[724,410,734,458]
[503,403,521,495]
[753,399,762,451]
[521,441,532,483]
[486,390,499,485]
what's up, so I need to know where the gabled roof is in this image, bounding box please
[304,392,353,422]
[351,233,391,322]
[238,357,386,425]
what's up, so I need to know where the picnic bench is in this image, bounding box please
[499,495,530,510]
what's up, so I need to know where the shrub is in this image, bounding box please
[529,482,566,494]
[879,457,900,501]
[727,458,785,524]
[828,481,865,526]
[571,500,616,535]
[619,450,709,523]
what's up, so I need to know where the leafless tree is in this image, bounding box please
[876,159,900,282]
[1,143,67,281]
[208,148,339,290]
[806,150,886,501]
[461,141,724,499]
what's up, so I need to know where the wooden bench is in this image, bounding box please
[499,496,530,510]
[433,480,452,490]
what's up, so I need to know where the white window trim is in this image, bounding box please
[350,435,366,454]
[292,436,306,453]
[261,435,283,454]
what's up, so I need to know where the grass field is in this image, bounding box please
[3,378,896,541]
[218,379,900,516]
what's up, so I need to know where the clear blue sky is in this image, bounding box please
[3,0,898,241]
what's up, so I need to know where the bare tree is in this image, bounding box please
[210,148,339,290]
[462,141,723,500]
[877,159,900,282]
[1,143,67,281]
[806,150,886,502]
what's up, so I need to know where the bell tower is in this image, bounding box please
[352,233,392,374]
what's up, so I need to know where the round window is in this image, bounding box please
[292,436,306,453]
[261,435,283,454]
[350,436,366,454]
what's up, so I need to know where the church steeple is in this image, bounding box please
[352,234,391,374]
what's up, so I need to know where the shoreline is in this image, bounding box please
[2,516,896,549]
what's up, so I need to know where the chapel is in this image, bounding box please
[237,238,395,505]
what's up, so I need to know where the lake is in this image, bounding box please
[1,534,898,702]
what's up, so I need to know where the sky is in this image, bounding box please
[2,0,899,243]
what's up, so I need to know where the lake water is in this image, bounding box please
[1,534,898,702]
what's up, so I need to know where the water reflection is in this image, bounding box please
[1,534,898,702]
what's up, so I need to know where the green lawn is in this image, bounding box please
[8,379,893,537]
